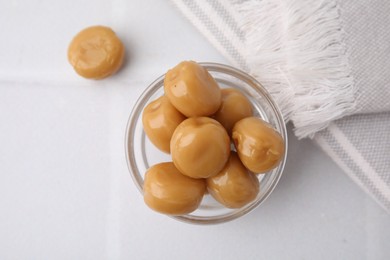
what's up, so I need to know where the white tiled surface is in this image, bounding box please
[0,1,389,259]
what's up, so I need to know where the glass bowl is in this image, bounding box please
[125,62,287,224]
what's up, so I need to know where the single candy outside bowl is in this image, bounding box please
[125,62,288,224]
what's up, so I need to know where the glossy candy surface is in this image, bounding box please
[143,162,206,215]
[142,96,186,153]
[213,88,253,135]
[207,152,259,208]
[68,26,125,79]
[164,61,221,117]
[232,117,285,173]
[170,117,230,179]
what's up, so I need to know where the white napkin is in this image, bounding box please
[170,0,390,213]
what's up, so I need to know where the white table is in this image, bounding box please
[0,0,389,259]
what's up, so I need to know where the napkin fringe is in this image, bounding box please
[233,0,355,138]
